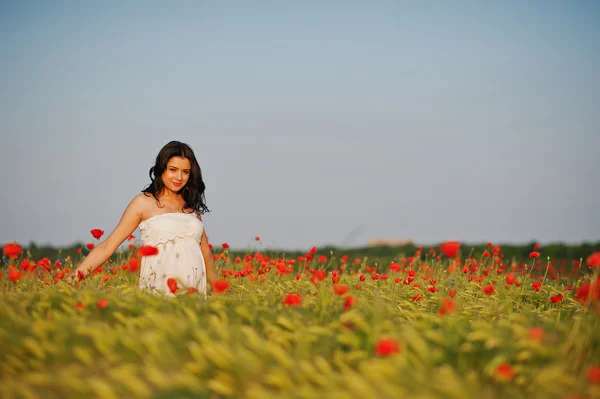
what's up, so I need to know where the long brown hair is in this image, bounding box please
[142,141,210,214]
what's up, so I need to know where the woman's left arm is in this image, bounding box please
[198,216,217,288]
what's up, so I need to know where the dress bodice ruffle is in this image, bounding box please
[139,212,204,246]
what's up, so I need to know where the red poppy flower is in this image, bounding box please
[75,301,86,311]
[167,278,178,294]
[282,293,302,306]
[96,298,108,309]
[529,251,540,259]
[127,258,139,273]
[333,284,349,296]
[550,294,563,303]
[212,279,231,294]
[483,285,495,295]
[343,295,356,311]
[375,338,401,356]
[505,273,516,285]
[588,365,600,384]
[8,266,21,282]
[528,327,546,341]
[127,234,135,241]
[90,229,104,239]
[186,287,199,295]
[587,252,600,268]
[439,242,460,257]
[575,277,600,305]
[222,243,229,249]
[3,242,23,258]
[449,289,457,298]
[86,243,95,250]
[138,245,159,257]
[437,298,456,316]
[495,363,515,381]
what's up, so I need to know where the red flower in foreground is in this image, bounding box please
[438,298,456,316]
[449,289,457,298]
[2,242,23,258]
[528,327,546,341]
[588,365,600,384]
[575,277,600,305]
[529,251,540,259]
[587,252,600,268]
[77,270,86,281]
[333,284,350,296]
[550,294,563,303]
[221,243,229,249]
[343,295,356,312]
[167,278,179,294]
[90,229,104,239]
[282,293,302,306]
[505,273,516,285]
[495,363,515,381]
[3,242,23,258]
[96,298,108,309]
[439,241,460,257]
[138,245,159,257]
[212,279,231,294]
[375,338,401,356]
[8,266,21,282]
[483,285,495,295]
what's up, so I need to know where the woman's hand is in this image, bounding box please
[63,273,79,287]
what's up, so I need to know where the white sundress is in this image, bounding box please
[138,212,206,296]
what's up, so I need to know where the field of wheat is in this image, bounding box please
[1,240,600,399]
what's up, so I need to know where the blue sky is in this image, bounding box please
[1,1,599,250]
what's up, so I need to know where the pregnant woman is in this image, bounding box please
[67,140,218,296]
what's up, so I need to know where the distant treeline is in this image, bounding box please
[5,241,600,269]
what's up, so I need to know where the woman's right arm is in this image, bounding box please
[69,195,145,282]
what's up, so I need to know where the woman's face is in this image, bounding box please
[161,156,191,193]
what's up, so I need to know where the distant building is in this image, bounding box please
[367,239,415,247]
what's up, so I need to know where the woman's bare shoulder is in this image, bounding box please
[128,193,154,215]
[131,193,154,205]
